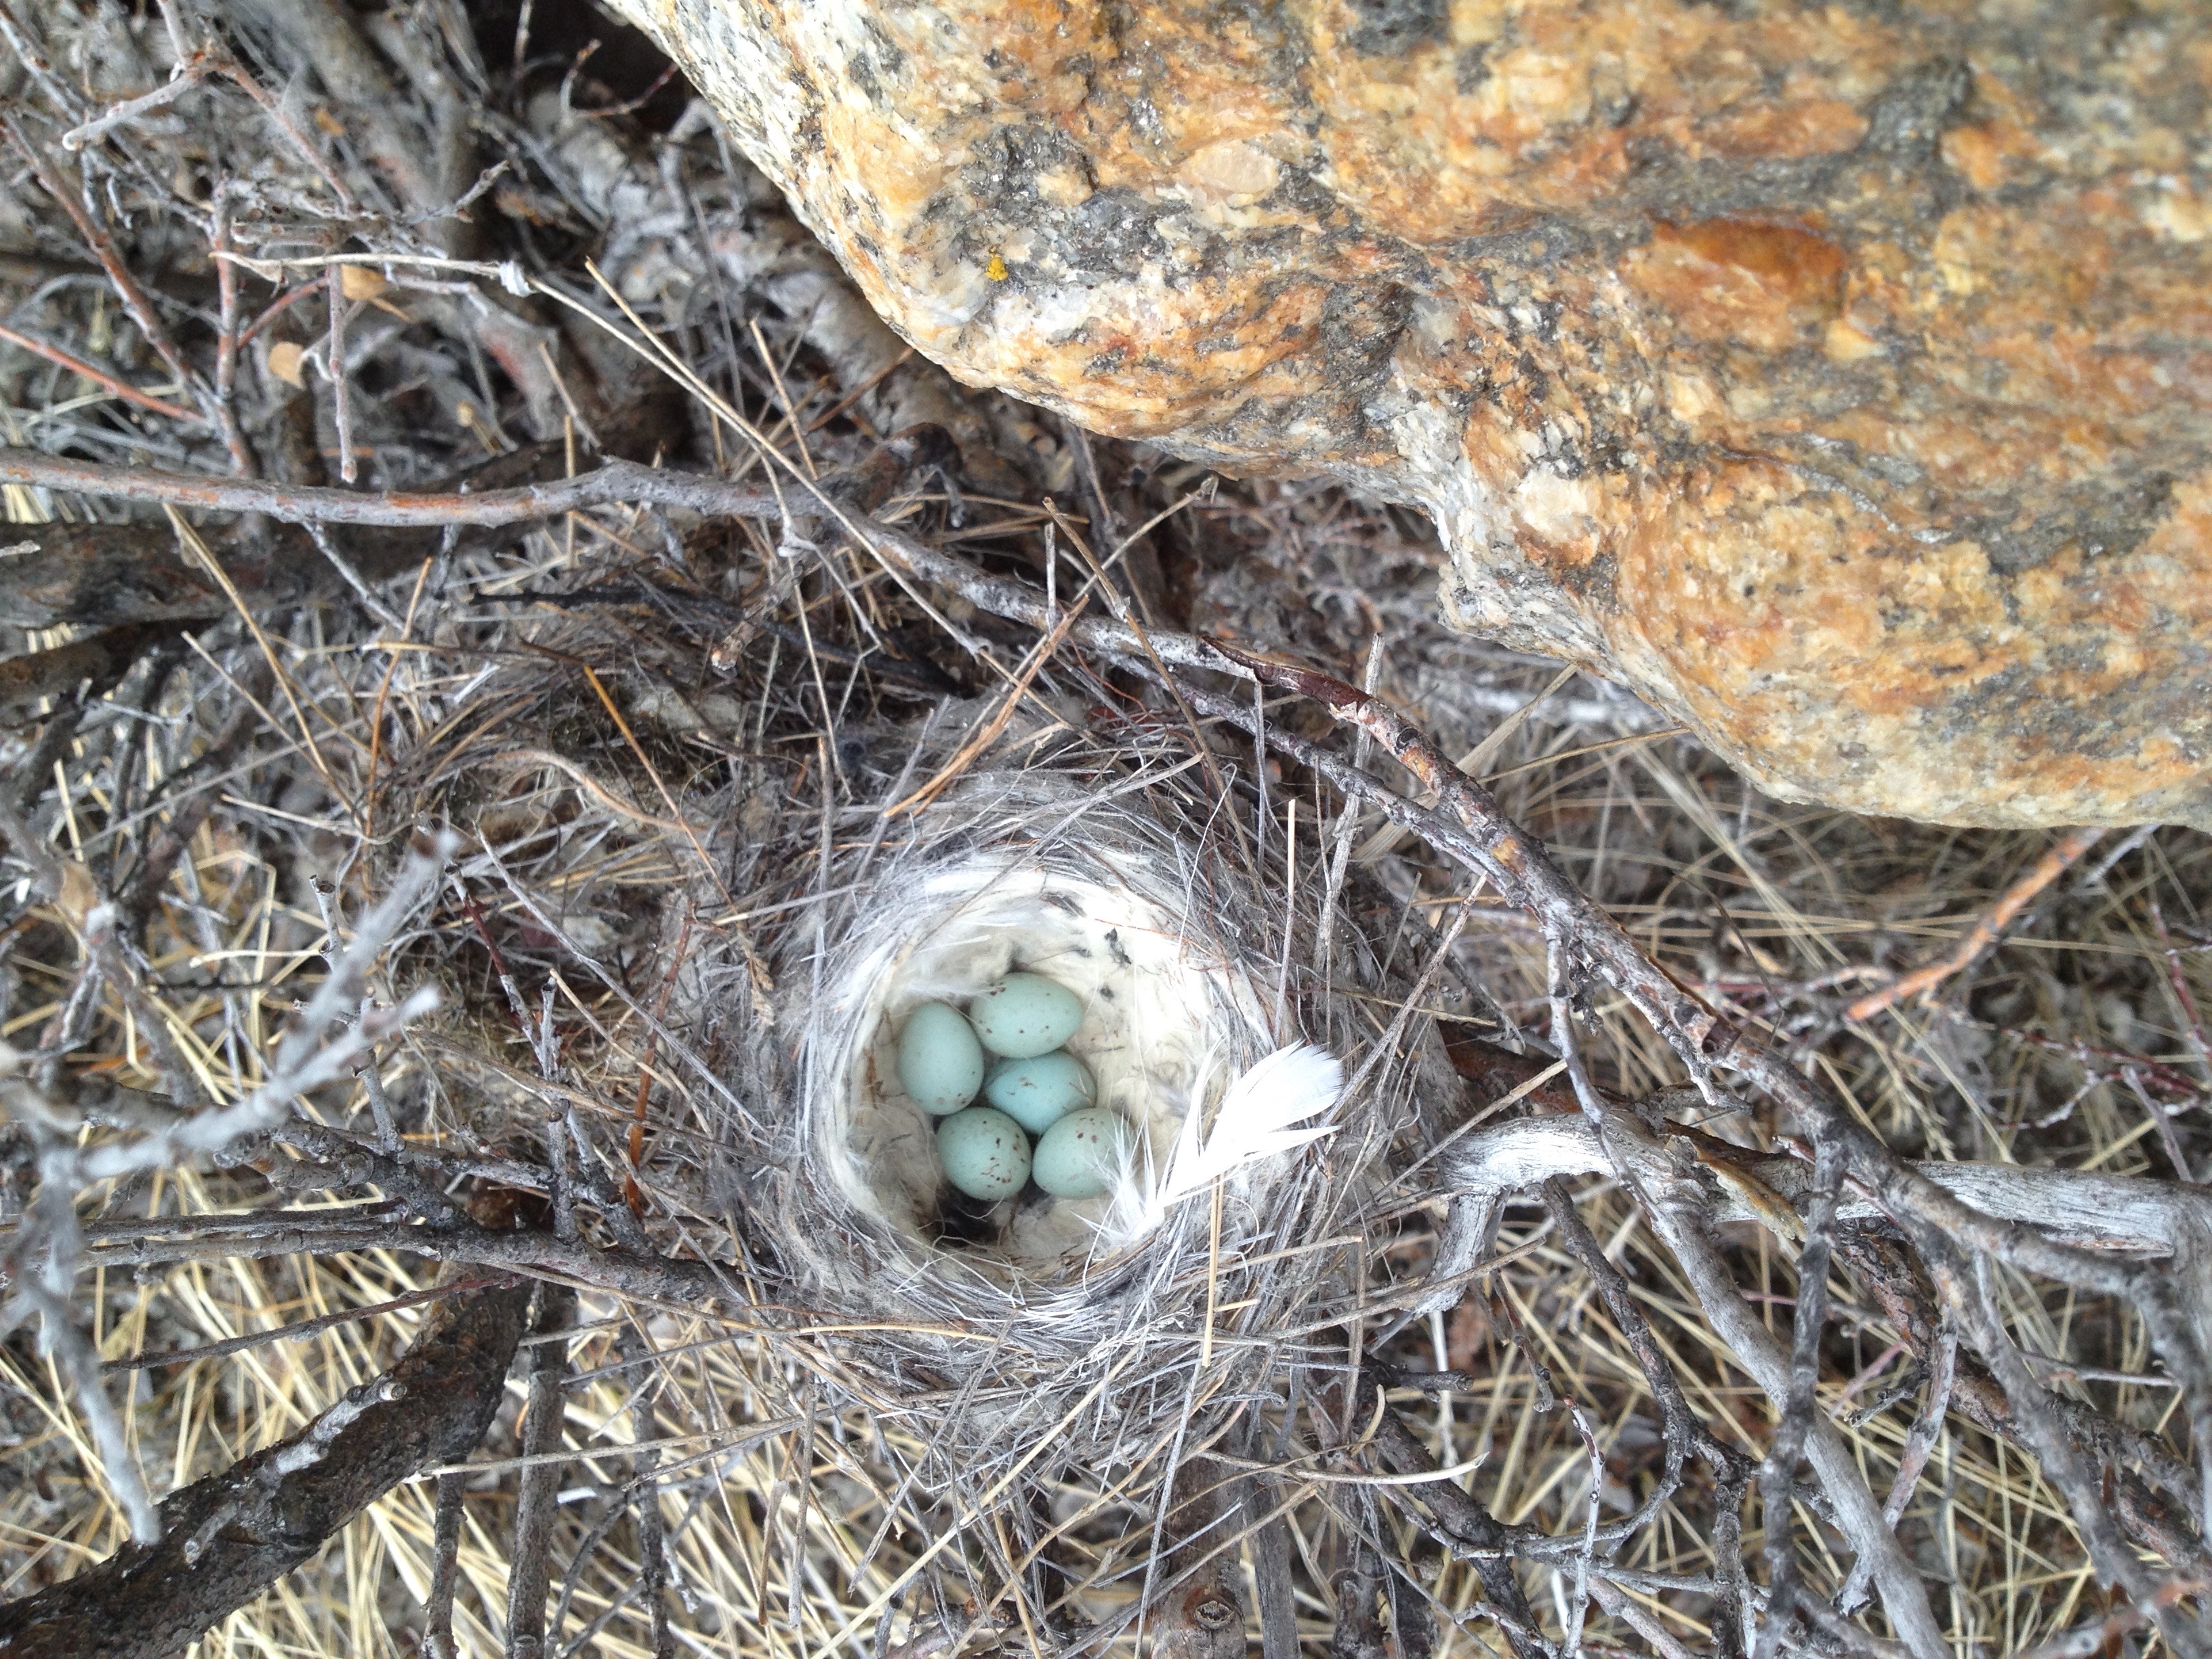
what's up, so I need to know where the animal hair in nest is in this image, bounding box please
[680,698,1467,1480]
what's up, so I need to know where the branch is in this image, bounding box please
[0,622,182,716]
[0,449,781,527]
[1414,1109,2212,1258]
[1757,1134,1847,1659]
[1153,1457,1249,1659]
[0,443,1265,691]
[506,1286,576,1659]
[1363,1382,1554,1659]
[1,116,201,399]
[1444,1112,1946,1659]
[0,322,199,422]
[1843,828,2106,1021]
[64,1208,730,1305]
[0,1271,531,1658]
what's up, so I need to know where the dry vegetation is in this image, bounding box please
[1,4,2209,1658]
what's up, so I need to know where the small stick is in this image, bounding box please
[1836,1319,1957,1614]
[2078,823,2156,889]
[358,1050,402,1153]
[1330,1538,1388,1659]
[546,1109,575,1244]
[1755,1133,1846,1659]
[749,316,816,478]
[616,1322,677,1659]
[2125,1068,2197,1185]
[209,62,361,207]
[1273,796,1296,1037]
[426,1471,468,1659]
[327,264,356,483]
[457,887,536,1047]
[505,1286,576,1659]
[1843,827,2105,1021]
[626,905,695,1216]
[1711,1465,1750,1659]
[208,183,256,476]
[0,448,780,526]
[2151,898,2212,1083]
[881,593,1090,815]
[104,1274,512,1373]
[156,0,194,64]
[0,323,199,422]
[1252,678,1271,871]
[1365,1382,1551,1659]
[237,274,329,350]
[1541,1177,1726,1524]
[1586,1577,1700,1659]
[60,59,213,151]
[3,113,203,399]
[577,663,737,909]
[1356,663,1578,865]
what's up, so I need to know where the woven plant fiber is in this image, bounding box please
[681,701,1456,1487]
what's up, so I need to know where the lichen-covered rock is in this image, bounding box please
[611,0,2212,829]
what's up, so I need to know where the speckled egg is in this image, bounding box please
[968,972,1083,1059]
[1031,1108,1132,1200]
[983,1050,1097,1136]
[895,1000,985,1115]
[937,1107,1033,1201]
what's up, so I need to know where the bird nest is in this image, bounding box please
[661,705,1447,1473]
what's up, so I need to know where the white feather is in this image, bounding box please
[1155,1043,1343,1211]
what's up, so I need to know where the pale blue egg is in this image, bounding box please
[895,1000,985,1115]
[937,1107,1032,1200]
[983,1051,1097,1135]
[1031,1107,1131,1200]
[968,972,1083,1059]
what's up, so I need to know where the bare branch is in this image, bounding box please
[506,1286,576,1659]
[0,1271,531,1658]
[0,449,780,527]
[1446,1112,1946,1658]
[1843,828,2106,1022]
[1756,1134,1846,1659]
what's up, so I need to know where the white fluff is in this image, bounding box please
[1120,1044,1343,1231]
[827,847,1278,1271]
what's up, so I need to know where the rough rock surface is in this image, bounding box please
[611,0,2212,829]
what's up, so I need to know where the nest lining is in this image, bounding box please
[834,859,1268,1263]
[789,768,1285,1305]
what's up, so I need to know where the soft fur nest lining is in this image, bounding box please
[817,843,1273,1276]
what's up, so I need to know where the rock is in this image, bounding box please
[611,0,2212,829]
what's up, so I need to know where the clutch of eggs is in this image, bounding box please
[897,972,1128,1204]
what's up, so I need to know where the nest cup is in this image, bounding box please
[781,766,1286,1339]
[694,717,1443,1486]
